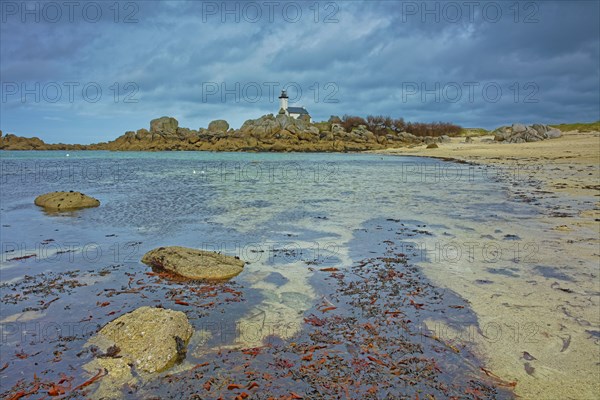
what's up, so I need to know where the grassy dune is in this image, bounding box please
[551,121,600,132]
[457,128,489,137]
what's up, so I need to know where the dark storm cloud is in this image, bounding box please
[1,0,598,143]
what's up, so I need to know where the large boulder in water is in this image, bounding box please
[34,191,100,211]
[88,306,193,374]
[141,246,245,280]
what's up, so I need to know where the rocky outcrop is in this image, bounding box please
[100,114,393,152]
[34,191,100,211]
[0,133,46,149]
[1,115,465,152]
[493,123,562,143]
[0,131,85,150]
[141,246,245,280]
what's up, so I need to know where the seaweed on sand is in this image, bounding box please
[134,223,515,399]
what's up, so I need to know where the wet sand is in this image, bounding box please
[373,130,600,399]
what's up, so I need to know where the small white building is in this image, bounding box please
[278,90,311,122]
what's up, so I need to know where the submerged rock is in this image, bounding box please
[34,191,100,211]
[280,291,312,310]
[141,246,245,280]
[89,306,193,374]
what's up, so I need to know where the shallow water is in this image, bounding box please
[0,151,597,398]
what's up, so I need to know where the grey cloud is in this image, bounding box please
[1,0,598,142]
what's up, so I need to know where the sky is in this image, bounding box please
[1,0,599,144]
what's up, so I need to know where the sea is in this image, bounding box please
[1,150,592,398]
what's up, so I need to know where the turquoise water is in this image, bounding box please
[0,150,538,396]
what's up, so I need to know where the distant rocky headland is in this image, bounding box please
[0,114,567,152]
[0,115,456,152]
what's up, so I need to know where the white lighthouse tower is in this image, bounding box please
[278,89,289,113]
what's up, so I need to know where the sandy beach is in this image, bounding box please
[374,130,600,399]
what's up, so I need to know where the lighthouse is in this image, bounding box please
[278,89,289,112]
[277,89,312,122]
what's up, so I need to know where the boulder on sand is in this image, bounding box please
[545,128,562,139]
[493,123,562,142]
[141,246,245,280]
[34,191,100,211]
